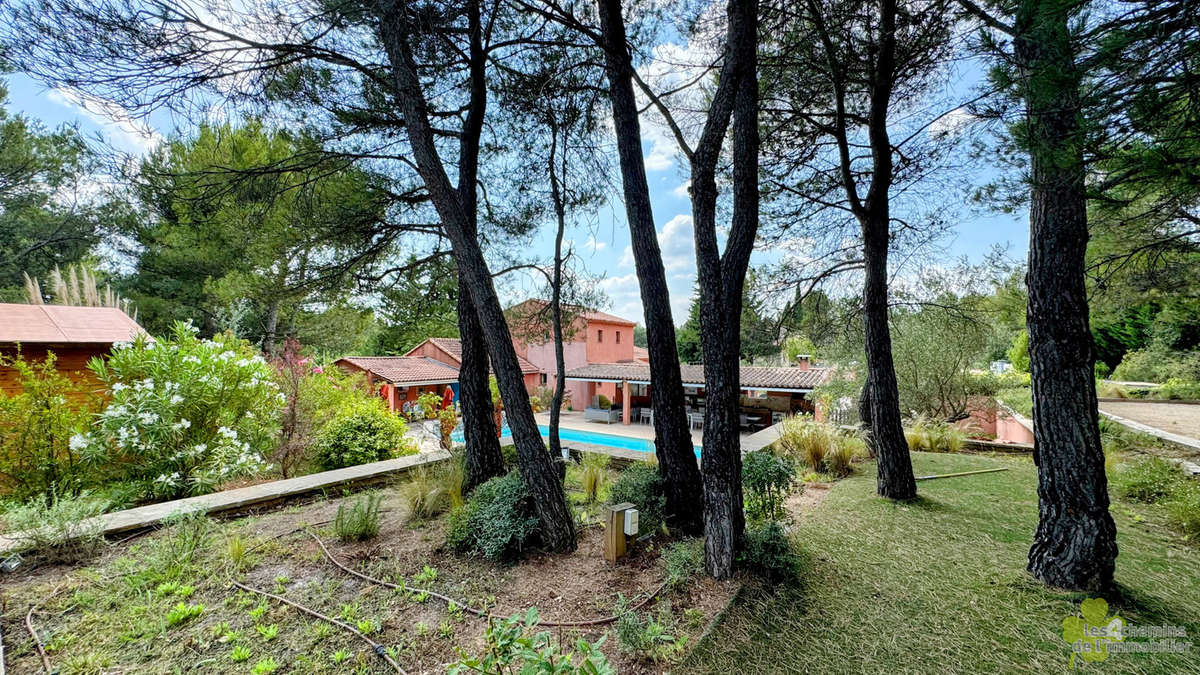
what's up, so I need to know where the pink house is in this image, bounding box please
[507,300,639,410]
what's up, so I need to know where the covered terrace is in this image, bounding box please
[563,361,832,433]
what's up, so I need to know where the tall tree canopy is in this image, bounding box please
[127,120,391,352]
[0,77,120,300]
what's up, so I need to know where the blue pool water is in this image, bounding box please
[451,424,701,456]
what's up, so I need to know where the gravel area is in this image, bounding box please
[1098,401,1200,441]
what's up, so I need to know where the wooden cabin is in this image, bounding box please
[0,303,148,401]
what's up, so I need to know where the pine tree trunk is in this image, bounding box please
[374,0,576,552]
[1015,0,1116,591]
[689,0,759,580]
[860,215,916,499]
[548,126,567,461]
[458,278,505,493]
[263,298,280,356]
[596,0,704,534]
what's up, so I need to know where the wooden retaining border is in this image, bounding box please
[0,449,451,555]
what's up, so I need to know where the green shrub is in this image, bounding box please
[613,595,683,662]
[663,538,704,591]
[313,397,414,470]
[1112,457,1185,503]
[609,462,666,536]
[1007,330,1029,372]
[2,491,108,563]
[1113,348,1200,383]
[597,394,612,410]
[1157,378,1200,401]
[1165,483,1200,540]
[995,387,1033,418]
[398,466,451,522]
[740,521,801,581]
[334,493,383,542]
[275,342,377,477]
[83,322,283,501]
[905,417,967,453]
[0,351,97,500]
[826,436,863,478]
[742,450,796,521]
[777,416,835,471]
[446,471,539,561]
[578,452,611,503]
[530,386,555,412]
[449,608,612,674]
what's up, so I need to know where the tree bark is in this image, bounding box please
[808,0,915,499]
[458,278,505,493]
[263,297,280,356]
[860,213,916,499]
[596,0,704,534]
[1015,0,1116,591]
[689,0,758,579]
[374,0,576,551]
[547,123,567,461]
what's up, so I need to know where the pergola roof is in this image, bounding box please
[336,356,461,386]
[564,362,832,392]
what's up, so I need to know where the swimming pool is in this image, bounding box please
[451,424,701,456]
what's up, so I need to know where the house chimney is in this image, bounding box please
[796,355,811,370]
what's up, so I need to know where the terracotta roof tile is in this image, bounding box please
[336,356,461,385]
[412,337,541,374]
[0,304,147,344]
[506,299,637,328]
[564,362,832,391]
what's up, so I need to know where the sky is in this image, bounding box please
[7,58,1030,327]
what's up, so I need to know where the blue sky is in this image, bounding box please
[7,70,1029,326]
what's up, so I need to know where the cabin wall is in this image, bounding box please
[0,343,108,403]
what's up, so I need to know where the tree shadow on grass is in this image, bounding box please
[1109,581,1198,629]
[896,495,949,512]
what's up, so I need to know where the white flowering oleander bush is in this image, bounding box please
[81,321,283,501]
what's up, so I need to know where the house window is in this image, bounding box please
[598,329,603,343]
[616,331,621,344]
[540,373,548,385]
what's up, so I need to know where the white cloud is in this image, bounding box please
[598,273,644,324]
[47,87,163,153]
[585,235,607,253]
[929,106,975,138]
[608,213,698,323]
[672,180,692,199]
[634,7,725,171]
[618,245,635,269]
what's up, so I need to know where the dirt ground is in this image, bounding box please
[1099,401,1200,442]
[0,484,746,674]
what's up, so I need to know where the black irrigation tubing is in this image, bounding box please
[230,580,407,675]
[306,530,670,628]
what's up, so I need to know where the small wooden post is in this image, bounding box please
[605,502,634,564]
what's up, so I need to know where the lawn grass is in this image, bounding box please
[686,452,1200,674]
